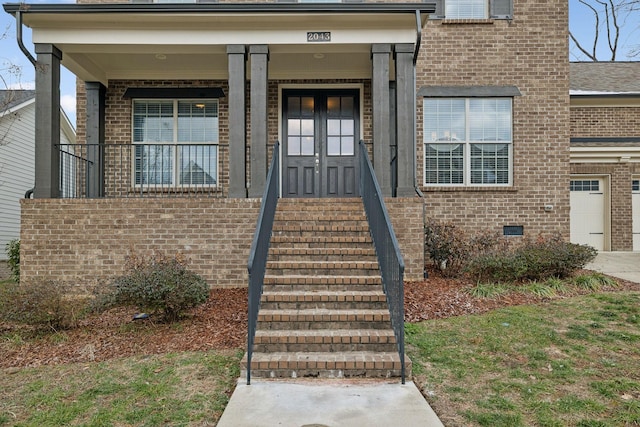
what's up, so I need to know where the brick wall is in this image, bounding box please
[20,197,425,287]
[571,106,640,138]
[20,198,261,288]
[417,0,570,240]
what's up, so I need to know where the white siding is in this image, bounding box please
[0,103,36,260]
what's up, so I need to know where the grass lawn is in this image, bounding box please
[407,291,640,426]
[0,350,242,426]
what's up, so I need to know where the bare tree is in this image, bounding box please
[570,0,640,61]
[1,23,25,147]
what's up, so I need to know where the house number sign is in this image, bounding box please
[307,31,331,42]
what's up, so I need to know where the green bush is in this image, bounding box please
[5,239,20,282]
[0,280,88,330]
[466,236,597,283]
[104,252,210,322]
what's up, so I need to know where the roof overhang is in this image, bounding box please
[3,3,435,85]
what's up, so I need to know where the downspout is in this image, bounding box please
[15,10,37,67]
[414,10,427,279]
[413,10,424,198]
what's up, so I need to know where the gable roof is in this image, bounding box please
[570,62,640,94]
[0,90,36,113]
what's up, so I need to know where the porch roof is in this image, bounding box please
[3,2,435,85]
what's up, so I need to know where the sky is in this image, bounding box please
[1,0,639,127]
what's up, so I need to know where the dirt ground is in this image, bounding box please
[1,270,638,369]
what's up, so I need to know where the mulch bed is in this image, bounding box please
[2,270,638,369]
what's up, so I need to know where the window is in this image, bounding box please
[570,180,599,192]
[424,98,512,186]
[445,0,487,19]
[133,100,218,187]
[633,180,640,192]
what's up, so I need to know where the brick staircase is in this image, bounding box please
[241,198,410,379]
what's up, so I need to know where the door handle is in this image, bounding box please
[315,153,319,173]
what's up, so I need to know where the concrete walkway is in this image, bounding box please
[586,252,640,284]
[217,378,444,427]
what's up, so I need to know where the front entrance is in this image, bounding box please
[282,89,359,198]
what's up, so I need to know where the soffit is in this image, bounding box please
[5,3,431,85]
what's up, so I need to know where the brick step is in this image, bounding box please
[268,247,377,262]
[253,329,397,353]
[258,308,390,323]
[261,291,387,310]
[270,236,373,249]
[266,261,379,277]
[263,275,382,292]
[273,224,370,233]
[275,214,368,225]
[241,351,411,379]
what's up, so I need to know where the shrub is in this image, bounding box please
[5,239,20,282]
[104,252,210,322]
[466,235,597,283]
[0,280,88,330]
[424,218,506,277]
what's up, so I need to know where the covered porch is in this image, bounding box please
[3,2,435,199]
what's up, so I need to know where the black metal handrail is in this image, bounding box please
[246,141,280,385]
[358,140,406,384]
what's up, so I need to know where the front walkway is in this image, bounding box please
[586,252,640,283]
[217,379,444,427]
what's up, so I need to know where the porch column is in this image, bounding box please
[248,45,269,198]
[372,44,392,197]
[85,82,106,198]
[227,45,247,198]
[34,44,62,199]
[394,43,416,197]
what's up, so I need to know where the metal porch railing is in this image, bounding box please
[246,141,280,385]
[57,143,225,198]
[358,140,407,384]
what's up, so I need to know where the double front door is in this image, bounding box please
[282,89,359,198]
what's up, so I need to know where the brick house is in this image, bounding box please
[3,0,571,288]
[570,62,640,252]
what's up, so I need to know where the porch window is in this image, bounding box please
[445,0,487,19]
[424,98,512,186]
[133,100,218,187]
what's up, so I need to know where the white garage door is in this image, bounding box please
[633,179,640,251]
[570,178,605,251]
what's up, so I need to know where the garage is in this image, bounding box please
[633,179,640,251]
[570,177,606,251]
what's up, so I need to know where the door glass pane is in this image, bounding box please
[341,119,354,135]
[288,119,301,136]
[288,97,300,114]
[301,97,314,116]
[327,137,341,156]
[342,137,354,155]
[341,96,354,115]
[301,136,315,155]
[327,119,340,135]
[288,137,301,156]
[327,97,340,117]
[301,119,314,136]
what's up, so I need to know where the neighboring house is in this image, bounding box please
[569,62,640,252]
[2,0,569,286]
[0,90,75,260]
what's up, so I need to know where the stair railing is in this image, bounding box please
[358,140,407,384]
[246,142,280,385]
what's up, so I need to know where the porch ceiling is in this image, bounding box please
[4,3,434,85]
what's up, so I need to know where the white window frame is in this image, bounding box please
[445,0,488,19]
[423,97,513,187]
[131,99,219,189]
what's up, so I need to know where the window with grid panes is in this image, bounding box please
[133,100,218,187]
[423,98,512,186]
